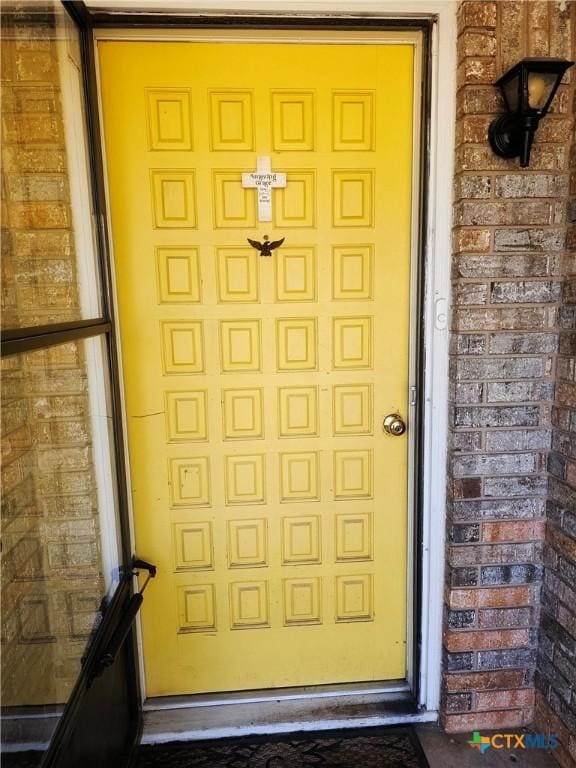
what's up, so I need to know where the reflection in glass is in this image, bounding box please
[0,0,101,330]
[1,337,121,755]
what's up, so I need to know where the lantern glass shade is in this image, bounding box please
[527,71,559,110]
[496,58,572,116]
[502,75,521,112]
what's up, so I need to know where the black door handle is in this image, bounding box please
[88,558,156,683]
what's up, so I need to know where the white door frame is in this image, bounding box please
[93,0,455,722]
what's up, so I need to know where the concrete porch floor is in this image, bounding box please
[416,725,559,768]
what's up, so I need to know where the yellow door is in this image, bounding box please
[99,35,416,696]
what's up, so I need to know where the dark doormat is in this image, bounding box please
[136,727,429,767]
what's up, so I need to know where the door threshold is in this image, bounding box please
[142,682,436,744]
[144,679,410,710]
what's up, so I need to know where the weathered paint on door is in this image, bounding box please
[99,38,415,696]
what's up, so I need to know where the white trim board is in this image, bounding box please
[417,2,454,713]
[93,0,455,724]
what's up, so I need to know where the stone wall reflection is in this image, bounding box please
[1,3,105,714]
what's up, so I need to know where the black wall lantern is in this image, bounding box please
[489,58,574,167]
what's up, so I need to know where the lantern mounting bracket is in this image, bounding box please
[488,113,540,167]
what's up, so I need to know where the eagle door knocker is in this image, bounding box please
[247,235,285,257]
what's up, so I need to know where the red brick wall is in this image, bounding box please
[444,1,576,756]
[534,8,576,766]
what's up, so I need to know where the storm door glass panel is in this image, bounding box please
[1,0,102,329]
[1,336,122,761]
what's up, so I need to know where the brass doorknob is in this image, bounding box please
[383,413,406,436]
